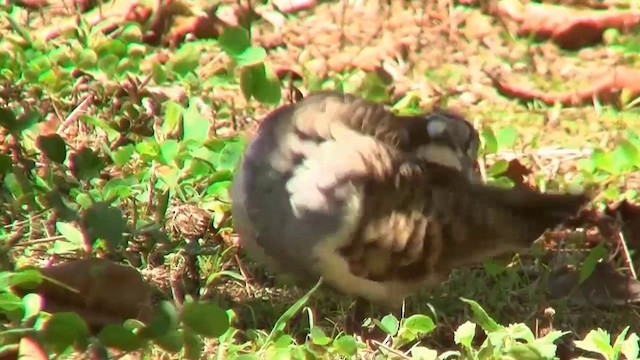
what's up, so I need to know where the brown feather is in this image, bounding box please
[231,91,588,308]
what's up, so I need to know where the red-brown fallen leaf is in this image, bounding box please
[15,258,153,333]
[14,0,49,9]
[143,1,230,46]
[167,13,226,47]
[37,0,152,42]
[488,66,640,107]
[272,0,317,14]
[16,0,97,12]
[497,0,640,50]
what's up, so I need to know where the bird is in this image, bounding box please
[230,91,590,313]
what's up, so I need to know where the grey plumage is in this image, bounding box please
[230,91,589,307]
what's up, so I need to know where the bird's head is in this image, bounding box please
[404,109,481,182]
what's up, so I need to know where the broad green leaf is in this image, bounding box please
[574,328,613,357]
[94,39,127,58]
[505,343,543,360]
[36,134,67,164]
[0,292,23,313]
[139,301,180,339]
[167,43,201,77]
[183,103,210,143]
[618,139,639,166]
[253,64,281,105]
[482,259,507,276]
[240,65,255,100]
[38,69,58,89]
[496,126,518,149]
[620,332,639,360]
[180,301,230,338]
[98,54,120,77]
[309,326,332,346]
[234,355,260,360]
[592,149,617,174]
[0,269,42,289]
[377,314,399,335]
[112,144,135,166]
[121,24,143,43]
[159,140,179,165]
[536,330,570,344]
[136,140,161,162]
[235,46,267,67]
[75,48,98,69]
[154,329,184,353]
[486,160,509,177]
[152,62,168,85]
[273,334,294,348]
[361,71,390,103]
[0,154,11,174]
[454,321,476,349]
[507,323,535,342]
[410,346,438,360]
[612,325,629,354]
[69,147,104,181]
[206,180,232,200]
[403,314,436,334]
[481,127,498,155]
[240,63,281,105]
[41,312,90,353]
[579,243,607,283]
[103,178,134,200]
[51,239,84,254]
[83,202,127,249]
[218,27,251,56]
[218,142,244,171]
[460,298,502,333]
[163,101,184,136]
[55,222,84,246]
[183,329,204,360]
[97,324,144,351]
[21,293,43,321]
[0,107,19,133]
[333,335,358,357]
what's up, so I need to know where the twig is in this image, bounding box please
[615,217,638,280]
[485,147,594,161]
[370,339,411,359]
[13,235,66,247]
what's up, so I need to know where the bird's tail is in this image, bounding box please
[424,163,590,268]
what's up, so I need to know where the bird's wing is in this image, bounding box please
[315,157,589,306]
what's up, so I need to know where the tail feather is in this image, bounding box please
[423,162,590,268]
[465,182,590,229]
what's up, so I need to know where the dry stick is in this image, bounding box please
[370,340,411,359]
[339,0,348,49]
[13,235,66,247]
[485,147,594,161]
[58,94,94,134]
[616,216,638,280]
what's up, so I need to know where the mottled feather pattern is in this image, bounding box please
[231,91,589,307]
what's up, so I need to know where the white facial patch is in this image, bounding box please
[415,144,463,170]
[426,119,447,137]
